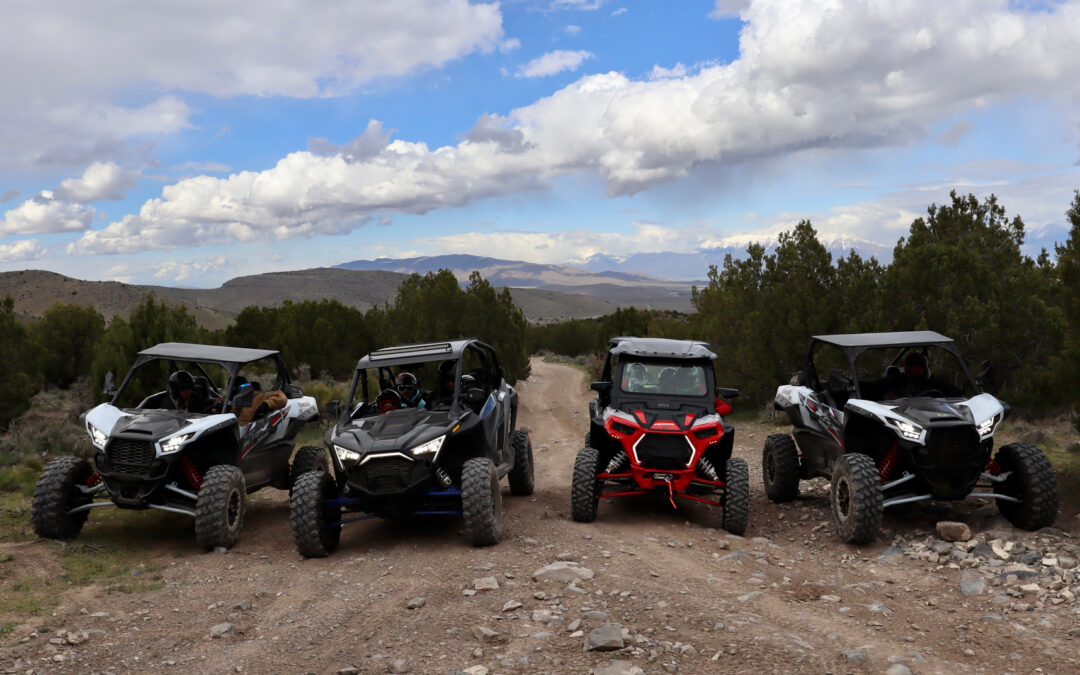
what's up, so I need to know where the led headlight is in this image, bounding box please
[976,413,1002,438]
[885,417,923,441]
[410,435,445,457]
[87,423,108,449]
[334,444,361,463]
[160,433,195,454]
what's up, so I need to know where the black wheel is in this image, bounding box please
[461,457,503,546]
[195,465,246,551]
[31,457,93,539]
[290,470,342,558]
[994,443,1058,530]
[571,447,601,523]
[830,453,882,544]
[762,434,800,503]
[722,458,749,535]
[507,429,535,496]
[290,446,329,492]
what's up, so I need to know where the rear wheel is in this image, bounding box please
[571,447,601,523]
[722,458,749,535]
[195,465,246,551]
[830,453,882,544]
[290,470,342,558]
[289,446,329,493]
[762,434,800,502]
[994,442,1058,530]
[507,429,535,496]
[462,457,503,546]
[31,457,93,539]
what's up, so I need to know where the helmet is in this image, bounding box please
[395,372,419,400]
[376,388,402,414]
[674,366,703,395]
[169,370,195,401]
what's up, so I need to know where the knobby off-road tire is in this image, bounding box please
[31,456,93,539]
[289,446,330,493]
[507,429,535,496]
[462,457,503,546]
[762,434,800,503]
[994,442,1058,530]
[722,457,750,535]
[571,447,601,523]
[830,453,882,544]
[290,470,342,558]
[195,465,246,551]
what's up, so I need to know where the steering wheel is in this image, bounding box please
[915,388,944,398]
[375,389,401,414]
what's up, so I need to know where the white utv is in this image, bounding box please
[764,331,1058,544]
[31,343,321,550]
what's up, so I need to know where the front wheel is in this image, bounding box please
[830,453,882,544]
[195,465,246,551]
[289,446,330,493]
[994,443,1058,530]
[571,447,601,523]
[762,434,800,502]
[507,429,535,496]
[461,458,503,546]
[722,458,749,535]
[290,470,342,558]
[31,457,94,539]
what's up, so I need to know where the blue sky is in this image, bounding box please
[2,0,1079,285]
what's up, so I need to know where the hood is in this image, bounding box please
[334,408,454,454]
[109,409,207,440]
[887,398,974,427]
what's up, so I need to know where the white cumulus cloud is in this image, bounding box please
[2,192,95,237]
[67,0,1080,256]
[516,50,594,78]
[0,239,47,263]
[55,161,140,203]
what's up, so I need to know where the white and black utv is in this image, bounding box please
[765,331,1058,543]
[31,343,321,550]
[289,339,533,557]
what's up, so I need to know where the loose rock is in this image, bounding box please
[533,561,595,583]
[585,622,625,652]
[937,521,972,542]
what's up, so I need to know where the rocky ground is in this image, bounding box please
[2,358,1079,674]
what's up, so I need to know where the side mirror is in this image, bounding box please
[465,388,488,405]
[794,370,811,387]
[326,400,341,418]
[715,387,739,399]
[976,360,993,386]
[283,383,303,399]
[103,371,117,398]
[590,382,612,393]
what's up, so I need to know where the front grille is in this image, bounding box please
[106,439,155,475]
[351,457,423,494]
[922,426,981,470]
[635,433,691,470]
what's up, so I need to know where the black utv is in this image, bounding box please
[32,343,322,550]
[766,331,1058,543]
[289,339,533,557]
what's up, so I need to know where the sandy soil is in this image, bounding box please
[2,358,1078,674]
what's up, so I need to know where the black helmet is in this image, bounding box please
[169,370,195,400]
[395,372,419,399]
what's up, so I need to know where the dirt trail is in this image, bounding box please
[3,358,1079,674]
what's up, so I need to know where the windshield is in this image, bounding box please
[114,359,230,410]
[618,359,709,397]
[852,345,975,401]
[349,358,458,417]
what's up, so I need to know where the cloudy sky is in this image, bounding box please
[2,0,1080,285]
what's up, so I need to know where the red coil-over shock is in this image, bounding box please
[180,453,202,491]
[86,471,101,487]
[986,458,1002,475]
[878,442,901,482]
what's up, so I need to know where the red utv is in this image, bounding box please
[571,337,748,534]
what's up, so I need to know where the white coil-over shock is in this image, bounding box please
[606,451,628,473]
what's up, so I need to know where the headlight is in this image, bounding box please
[885,417,923,441]
[410,435,445,457]
[976,413,1002,438]
[334,444,361,463]
[88,423,108,449]
[160,433,195,454]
